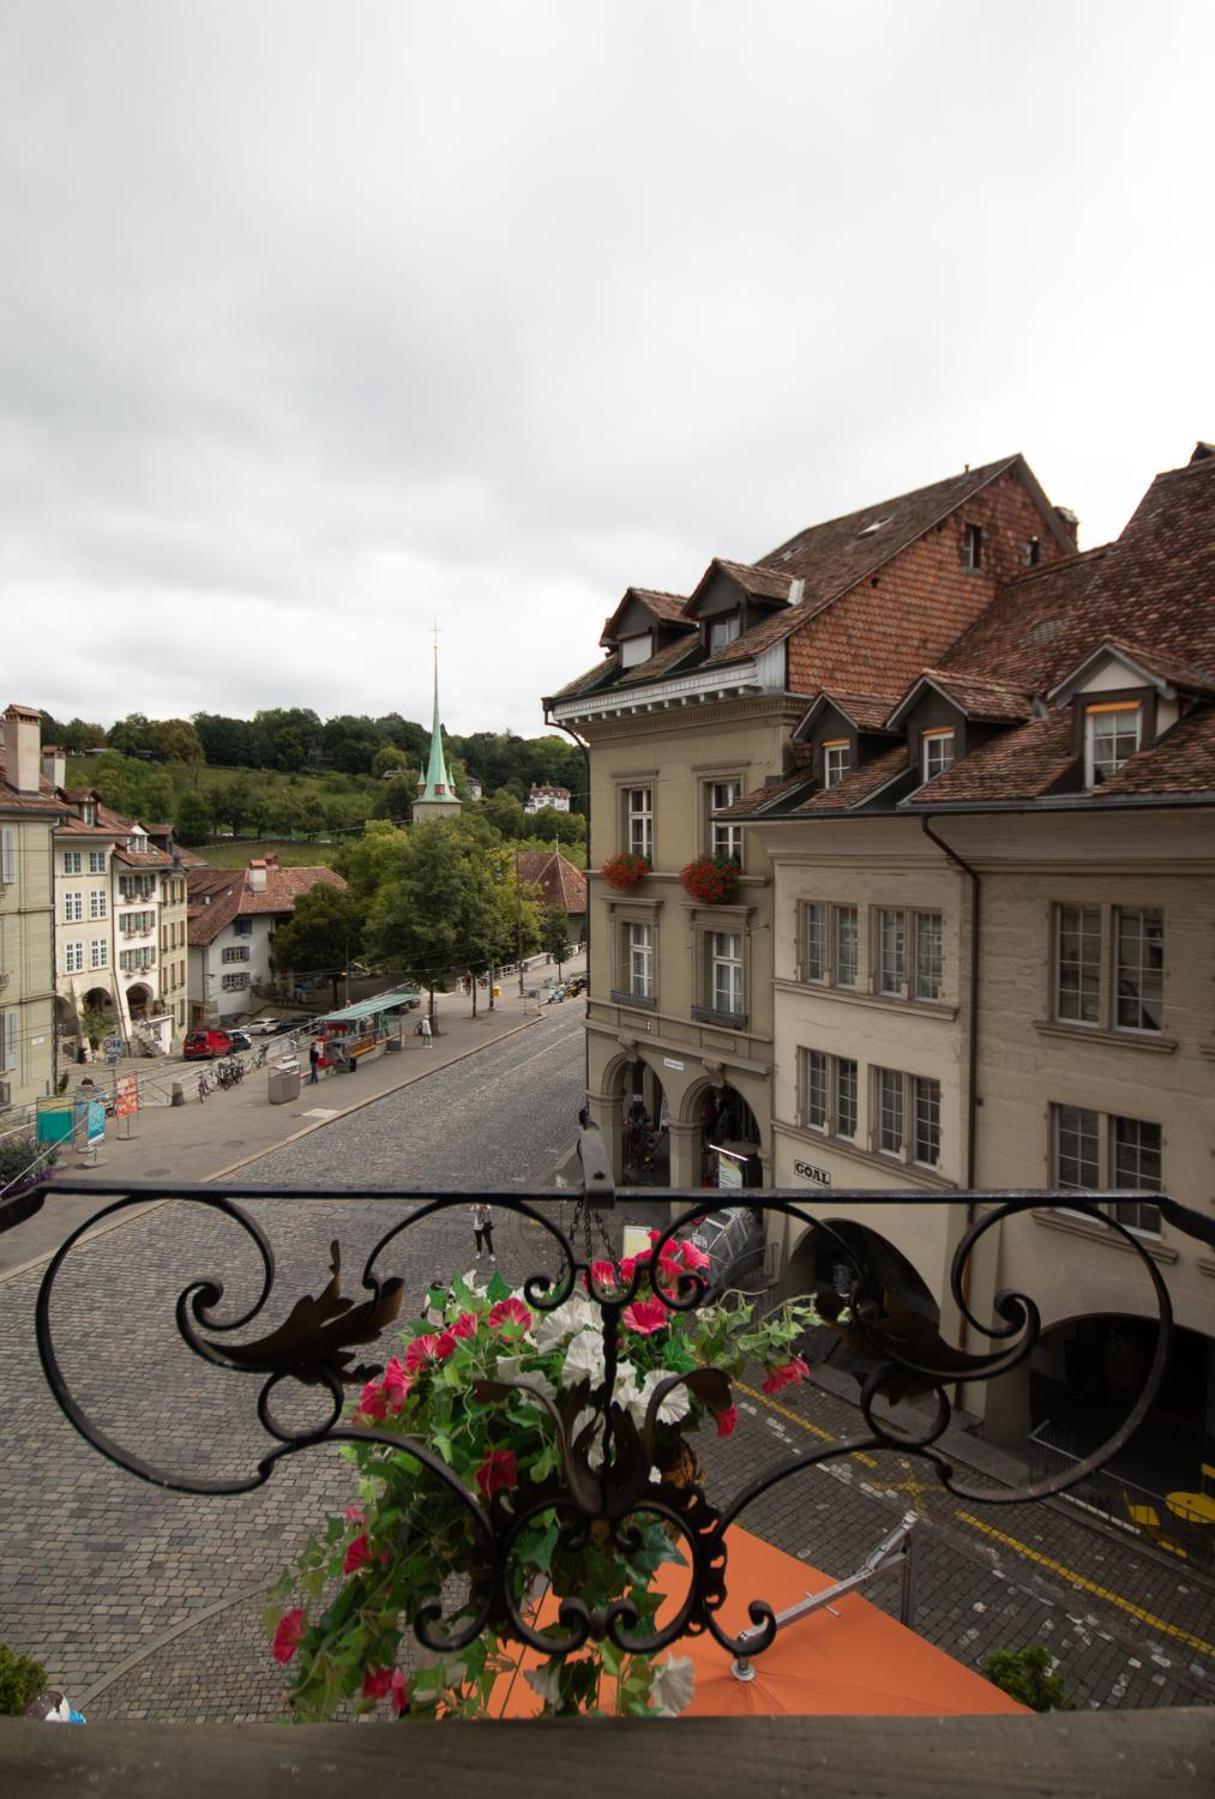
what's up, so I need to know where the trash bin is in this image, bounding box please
[268,1061,301,1105]
[492,985,502,999]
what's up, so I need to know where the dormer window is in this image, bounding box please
[1024,536,1041,567]
[1085,702,1142,786]
[963,523,983,573]
[708,613,741,654]
[619,632,654,670]
[822,740,852,788]
[921,728,956,781]
[82,802,96,826]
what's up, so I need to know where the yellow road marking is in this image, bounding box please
[736,1380,878,1467]
[738,1380,1213,1660]
[955,1511,1215,1660]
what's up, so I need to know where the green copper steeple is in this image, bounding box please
[413,641,462,820]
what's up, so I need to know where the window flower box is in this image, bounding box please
[601,853,650,891]
[680,856,740,905]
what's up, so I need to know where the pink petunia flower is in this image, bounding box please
[449,1311,478,1340]
[488,1298,532,1332]
[404,1331,457,1375]
[381,1356,412,1410]
[715,1405,738,1438]
[390,1668,409,1713]
[358,1379,388,1421]
[761,1356,811,1395]
[475,1448,518,1499]
[584,1259,623,1292]
[361,1667,393,1700]
[343,1532,373,1575]
[675,1238,711,1273]
[345,1503,364,1524]
[622,1297,669,1336]
[272,1607,306,1665]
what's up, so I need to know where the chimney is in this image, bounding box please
[788,577,805,606]
[3,704,41,793]
[247,859,267,892]
[42,744,66,790]
[1055,507,1080,551]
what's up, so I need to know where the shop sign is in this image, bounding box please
[793,1158,831,1188]
[662,1057,684,1072]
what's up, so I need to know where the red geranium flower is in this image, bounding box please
[715,1405,738,1438]
[449,1311,478,1340]
[272,1607,306,1665]
[622,1297,669,1336]
[381,1355,412,1410]
[475,1448,518,1499]
[675,1238,711,1273]
[345,1503,364,1524]
[357,1378,388,1421]
[404,1331,456,1375]
[389,1668,409,1714]
[761,1356,811,1395]
[343,1532,373,1575]
[362,1667,393,1700]
[488,1297,532,1332]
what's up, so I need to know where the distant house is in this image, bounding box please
[514,848,587,943]
[525,783,572,814]
[187,854,348,1024]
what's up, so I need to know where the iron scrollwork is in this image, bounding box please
[30,1150,1215,1662]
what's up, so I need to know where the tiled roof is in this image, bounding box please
[700,559,796,605]
[757,457,1035,603]
[1050,637,1215,700]
[896,669,1033,724]
[796,744,911,812]
[714,766,817,820]
[515,849,588,916]
[899,713,1076,805]
[817,692,901,731]
[942,454,1215,692]
[1094,706,1215,795]
[187,862,347,946]
[113,847,176,868]
[599,587,695,648]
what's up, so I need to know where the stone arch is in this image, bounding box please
[780,1215,940,1322]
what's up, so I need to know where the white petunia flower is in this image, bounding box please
[650,1655,695,1716]
[533,1293,598,1353]
[629,1369,690,1428]
[496,1356,556,1407]
[560,1327,606,1389]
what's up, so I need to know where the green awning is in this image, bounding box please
[315,987,419,1025]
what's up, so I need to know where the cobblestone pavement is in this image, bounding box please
[3,1004,1211,1721]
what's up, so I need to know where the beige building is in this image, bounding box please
[739,446,1215,1454]
[0,705,63,1113]
[546,456,1074,1189]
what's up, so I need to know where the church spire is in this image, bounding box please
[413,635,462,820]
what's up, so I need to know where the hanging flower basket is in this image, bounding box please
[600,852,650,891]
[680,856,740,905]
[267,1239,820,1721]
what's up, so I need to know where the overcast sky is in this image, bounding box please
[2,2,1211,737]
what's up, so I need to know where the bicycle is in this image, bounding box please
[197,1069,214,1103]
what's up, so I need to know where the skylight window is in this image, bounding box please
[857,516,892,538]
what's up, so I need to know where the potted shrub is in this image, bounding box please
[680,856,740,905]
[600,852,650,891]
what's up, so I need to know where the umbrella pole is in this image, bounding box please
[729,1512,918,1681]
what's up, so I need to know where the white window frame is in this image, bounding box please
[708,778,743,862]
[921,728,956,782]
[62,850,82,875]
[88,849,107,874]
[1051,1102,1162,1237]
[63,891,83,923]
[800,902,860,989]
[708,931,744,1019]
[1114,907,1164,1033]
[708,613,741,654]
[963,522,983,572]
[2,1009,18,1073]
[875,908,906,997]
[873,1067,941,1167]
[1084,702,1142,787]
[1053,903,1164,1035]
[912,911,943,1001]
[64,941,85,974]
[89,888,107,920]
[0,828,15,886]
[622,786,653,863]
[822,740,852,789]
[90,939,109,969]
[801,1049,858,1141]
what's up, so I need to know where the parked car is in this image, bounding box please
[184,1028,239,1060]
[689,1207,766,1298]
[227,1030,253,1053]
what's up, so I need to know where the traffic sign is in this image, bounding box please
[103,1035,124,1058]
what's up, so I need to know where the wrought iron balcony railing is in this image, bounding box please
[23,1129,1215,1670]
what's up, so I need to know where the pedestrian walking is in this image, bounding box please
[308,1040,321,1085]
[471,1202,495,1262]
[420,1014,432,1048]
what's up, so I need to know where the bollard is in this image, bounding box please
[171,1082,185,1107]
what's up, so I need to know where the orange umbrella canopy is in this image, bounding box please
[493,1525,1026,1719]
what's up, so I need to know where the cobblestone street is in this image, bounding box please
[2,1000,1211,1721]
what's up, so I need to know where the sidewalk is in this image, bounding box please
[2,952,586,1277]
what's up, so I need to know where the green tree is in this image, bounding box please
[216,774,257,835]
[370,744,410,780]
[365,818,517,1016]
[63,717,107,753]
[108,713,155,757]
[150,718,204,764]
[271,881,364,1006]
[375,778,416,823]
[298,795,326,838]
[174,789,214,847]
[983,1647,1075,1713]
[255,708,323,771]
[337,820,411,906]
[540,905,571,973]
[481,788,527,840]
[193,712,264,768]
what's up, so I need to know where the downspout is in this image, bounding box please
[544,710,591,1102]
[919,816,980,1381]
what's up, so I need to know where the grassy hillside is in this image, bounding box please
[198,837,345,869]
